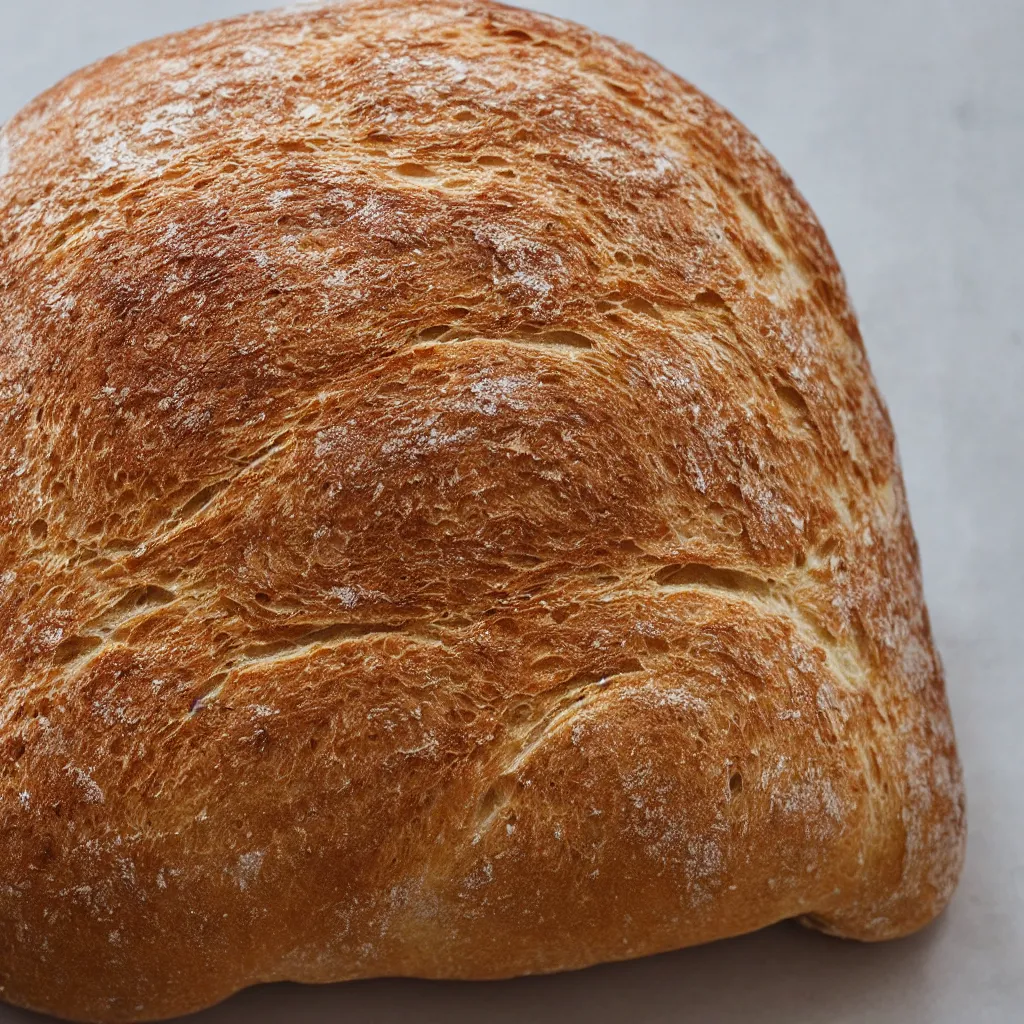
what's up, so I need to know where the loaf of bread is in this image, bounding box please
[0,1,965,1020]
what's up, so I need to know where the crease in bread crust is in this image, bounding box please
[0,1,965,1020]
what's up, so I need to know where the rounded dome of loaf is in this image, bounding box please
[0,2,964,1021]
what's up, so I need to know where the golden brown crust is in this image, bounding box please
[0,1,964,1020]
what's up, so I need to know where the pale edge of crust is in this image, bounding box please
[0,1,964,1021]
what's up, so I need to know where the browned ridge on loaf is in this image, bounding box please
[0,1,965,1021]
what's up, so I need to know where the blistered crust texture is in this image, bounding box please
[0,1,964,1020]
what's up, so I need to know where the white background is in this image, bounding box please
[1,1,1021,1021]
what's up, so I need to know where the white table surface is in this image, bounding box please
[1,0,1021,1021]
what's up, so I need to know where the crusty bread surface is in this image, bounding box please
[0,1,965,1020]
